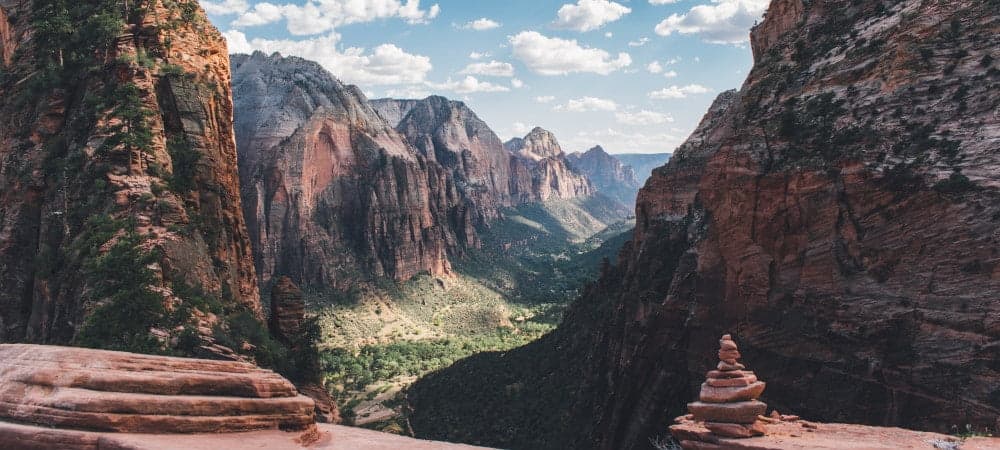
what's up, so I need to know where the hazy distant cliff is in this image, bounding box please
[567,146,640,207]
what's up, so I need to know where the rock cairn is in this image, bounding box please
[686,334,768,438]
[269,276,305,342]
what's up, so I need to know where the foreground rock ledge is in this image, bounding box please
[670,418,1000,450]
[0,344,314,433]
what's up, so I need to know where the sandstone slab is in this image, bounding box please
[0,344,314,433]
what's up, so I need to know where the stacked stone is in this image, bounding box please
[687,334,769,438]
[269,276,305,342]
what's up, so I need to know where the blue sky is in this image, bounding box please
[199,0,769,154]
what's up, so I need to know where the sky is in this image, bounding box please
[199,0,770,154]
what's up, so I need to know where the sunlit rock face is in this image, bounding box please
[0,0,260,343]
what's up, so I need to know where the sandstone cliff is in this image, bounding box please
[506,127,595,202]
[0,0,259,346]
[409,0,1000,448]
[567,146,641,207]
[233,53,467,288]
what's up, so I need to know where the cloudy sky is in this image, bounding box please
[200,0,770,154]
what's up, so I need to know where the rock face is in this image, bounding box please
[268,276,305,342]
[0,0,260,344]
[233,52,461,288]
[0,344,314,433]
[236,65,607,292]
[409,1,1000,448]
[505,128,594,202]
[567,146,641,207]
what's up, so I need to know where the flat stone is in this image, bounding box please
[704,421,767,438]
[688,401,768,424]
[720,340,738,351]
[707,370,753,379]
[718,349,741,361]
[0,344,315,434]
[706,375,758,387]
[699,381,766,403]
[718,361,745,371]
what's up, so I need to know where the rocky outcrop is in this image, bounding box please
[0,0,259,345]
[268,276,305,342]
[233,52,461,288]
[0,344,314,433]
[567,146,640,207]
[505,128,594,202]
[409,1,1000,448]
[380,96,514,225]
[750,0,804,61]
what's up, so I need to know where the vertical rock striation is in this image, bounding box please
[0,0,259,344]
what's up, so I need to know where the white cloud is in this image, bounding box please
[534,96,556,103]
[224,30,433,86]
[509,31,631,76]
[383,86,432,99]
[459,60,515,77]
[469,51,490,59]
[646,61,663,74]
[232,0,441,36]
[428,76,510,94]
[511,122,532,135]
[628,37,650,47]
[663,70,678,78]
[199,0,249,16]
[648,84,712,99]
[554,0,631,32]
[554,96,618,112]
[461,17,501,30]
[615,109,674,125]
[511,78,525,88]
[654,0,769,44]
[563,128,683,154]
[605,32,614,38]
[649,0,681,4]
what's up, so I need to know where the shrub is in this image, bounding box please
[934,172,977,194]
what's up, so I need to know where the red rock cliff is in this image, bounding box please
[408,1,1000,448]
[0,0,260,343]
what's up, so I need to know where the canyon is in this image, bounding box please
[233,53,626,293]
[407,0,1000,449]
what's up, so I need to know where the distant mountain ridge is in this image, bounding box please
[567,146,641,208]
[234,54,626,292]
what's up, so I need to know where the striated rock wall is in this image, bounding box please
[233,53,462,288]
[409,1,1000,448]
[0,0,259,344]
[506,127,594,202]
[0,3,13,67]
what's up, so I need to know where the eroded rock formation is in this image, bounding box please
[408,1,1000,448]
[233,52,459,288]
[0,344,314,433]
[505,128,594,202]
[0,0,259,344]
